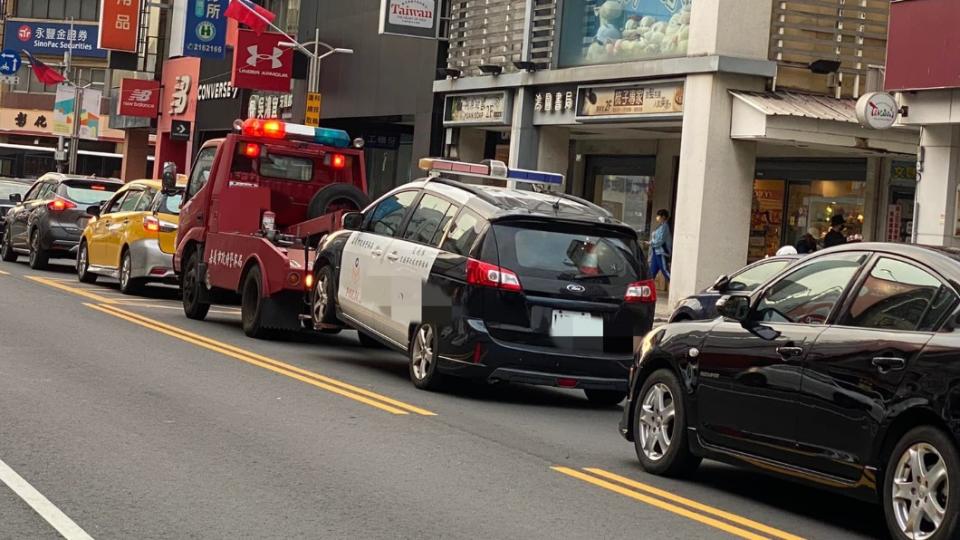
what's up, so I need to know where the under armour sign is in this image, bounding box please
[231,30,292,93]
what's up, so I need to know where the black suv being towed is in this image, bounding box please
[621,243,960,540]
[312,159,656,405]
[0,174,121,269]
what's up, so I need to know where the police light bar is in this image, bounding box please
[240,118,351,149]
[418,158,564,186]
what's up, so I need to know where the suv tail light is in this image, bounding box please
[466,258,522,292]
[143,216,161,233]
[625,280,657,304]
[48,197,76,212]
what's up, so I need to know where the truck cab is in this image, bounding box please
[172,118,369,338]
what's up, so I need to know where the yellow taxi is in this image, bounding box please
[76,179,183,294]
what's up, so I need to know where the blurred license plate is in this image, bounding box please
[550,310,603,337]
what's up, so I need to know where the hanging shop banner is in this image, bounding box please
[305,92,322,127]
[443,91,512,127]
[4,20,105,59]
[52,84,75,137]
[576,81,684,122]
[184,0,228,59]
[378,0,439,39]
[118,79,161,118]
[79,87,102,141]
[98,0,141,52]
[231,30,292,92]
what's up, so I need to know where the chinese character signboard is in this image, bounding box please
[118,79,160,118]
[378,0,439,39]
[52,84,75,137]
[247,93,293,120]
[443,92,512,127]
[576,81,684,122]
[185,0,227,59]
[231,30,292,92]
[98,0,141,52]
[4,20,105,58]
[532,86,577,125]
[305,92,321,127]
[0,108,123,140]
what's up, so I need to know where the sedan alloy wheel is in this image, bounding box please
[892,442,950,540]
[411,325,434,381]
[638,382,675,462]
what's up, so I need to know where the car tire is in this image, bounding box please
[357,331,385,349]
[312,265,337,326]
[241,266,272,339]
[883,426,960,540]
[633,368,701,477]
[28,229,48,270]
[584,389,627,407]
[409,323,445,391]
[181,250,210,321]
[76,241,97,283]
[119,250,144,295]
[1,228,17,262]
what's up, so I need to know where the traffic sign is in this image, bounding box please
[305,92,321,127]
[0,49,22,76]
[171,120,192,141]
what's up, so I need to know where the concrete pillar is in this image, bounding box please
[651,139,681,231]
[121,129,150,182]
[669,72,763,308]
[915,125,960,247]
[536,126,570,178]
[508,87,538,170]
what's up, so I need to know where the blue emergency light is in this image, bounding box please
[506,167,564,186]
[313,127,351,149]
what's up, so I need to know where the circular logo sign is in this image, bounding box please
[16,25,32,42]
[0,50,22,76]
[195,21,217,42]
[856,92,899,130]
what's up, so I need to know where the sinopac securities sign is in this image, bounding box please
[379,0,439,39]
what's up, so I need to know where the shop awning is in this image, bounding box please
[730,90,919,155]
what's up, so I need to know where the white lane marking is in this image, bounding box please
[0,456,95,540]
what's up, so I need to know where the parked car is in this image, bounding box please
[0,174,121,269]
[668,255,800,322]
[77,179,184,293]
[620,243,960,540]
[0,178,34,237]
[312,158,656,404]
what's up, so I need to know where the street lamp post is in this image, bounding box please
[279,31,353,114]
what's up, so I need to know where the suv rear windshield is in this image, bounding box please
[59,181,120,204]
[492,222,642,282]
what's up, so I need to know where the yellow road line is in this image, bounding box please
[0,269,9,275]
[552,467,772,540]
[117,303,239,316]
[86,303,434,416]
[26,276,118,304]
[585,468,804,540]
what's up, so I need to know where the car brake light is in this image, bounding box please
[466,258,522,292]
[557,378,578,388]
[143,216,161,233]
[242,143,260,158]
[90,185,106,191]
[625,280,657,304]
[48,198,76,211]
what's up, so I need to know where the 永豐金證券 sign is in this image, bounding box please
[5,20,105,58]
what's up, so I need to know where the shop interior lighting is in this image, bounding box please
[478,64,503,76]
[808,59,842,74]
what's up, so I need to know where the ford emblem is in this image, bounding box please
[566,283,586,293]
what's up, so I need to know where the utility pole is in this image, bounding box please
[55,19,74,173]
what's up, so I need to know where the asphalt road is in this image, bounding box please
[0,256,889,539]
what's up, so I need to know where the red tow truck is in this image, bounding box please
[167,118,370,338]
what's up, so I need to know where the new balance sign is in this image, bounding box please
[231,30,291,92]
[118,78,160,118]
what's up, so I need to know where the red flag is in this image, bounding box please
[21,50,66,85]
[225,0,276,35]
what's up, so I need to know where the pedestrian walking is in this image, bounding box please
[650,209,672,283]
[795,227,819,254]
[823,214,847,248]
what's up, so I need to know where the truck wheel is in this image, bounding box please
[241,266,272,339]
[312,265,337,326]
[182,250,210,321]
[28,229,48,270]
[76,241,97,283]
[306,184,370,220]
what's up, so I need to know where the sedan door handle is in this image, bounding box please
[371,249,383,258]
[776,346,804,359]
[872,357,906,373]
[386,251,399,262]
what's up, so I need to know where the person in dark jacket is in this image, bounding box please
[823,214,847,248]
[795,227,819,254]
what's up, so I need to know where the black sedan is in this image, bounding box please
[668,255,800,322]
[621,243,960,540]
[0,178,33,236]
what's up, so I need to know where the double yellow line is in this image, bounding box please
[85,302,435,416]
[552,467,804,540]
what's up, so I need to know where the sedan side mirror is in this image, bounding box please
[717,293,752,322]
[161,162,178,194]
[9,193,21,203]
[713,274,731,292]
[86,205,101,217]
[341,211,363,231]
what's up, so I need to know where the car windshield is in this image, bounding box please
[727,259,793,291]
[157,192,183,215]
[0,181,27,199]
[61,181,120,204]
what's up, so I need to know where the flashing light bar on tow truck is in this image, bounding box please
[418,157,564,186]
[237,118,364,149]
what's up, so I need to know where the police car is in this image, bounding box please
[311,158,656,405]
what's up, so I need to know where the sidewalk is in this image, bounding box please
[654,294,672,323]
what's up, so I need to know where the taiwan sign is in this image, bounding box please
[231,30,292,92]
[118,79,161,118]
[98,0,141,52]
[4,20,105,59]
[184,0,227,59]
[378,0,439,39]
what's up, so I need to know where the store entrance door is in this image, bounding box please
[583,155,656,241]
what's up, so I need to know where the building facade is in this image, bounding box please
[430,0,919,307]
